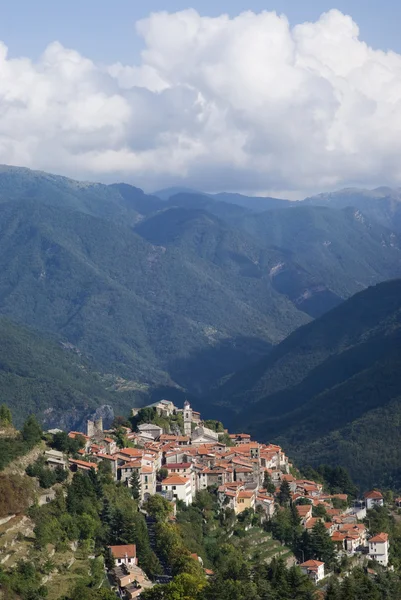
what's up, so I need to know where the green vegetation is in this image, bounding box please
[1,165,401,420]
[0,316,141,429]
[0,413,43,472]
[26,456,68,488]
[131,407,184,434]
[225,279,401,488]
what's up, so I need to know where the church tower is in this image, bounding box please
[183,400,192,437]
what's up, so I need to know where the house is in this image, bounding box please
[300,560,325,583]
[368,532,389,566]
[255,493,275,520]
[162,475,193,505]
[364,490,384,510]
[69,458,98,472]
[109,544,137,567]
[137,424,163,441]
[296,504,313,526]
[236,490,256,514]
[44,449,67,470]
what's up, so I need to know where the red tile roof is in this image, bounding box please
[364,490,383,499]
[369,532,388,543]
[109,544,136,559]
[162,475,190,486]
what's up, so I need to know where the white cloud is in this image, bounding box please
[1,9,401,196]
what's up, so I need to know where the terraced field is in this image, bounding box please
[230,527,295,566]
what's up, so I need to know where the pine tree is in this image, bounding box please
[130,471,141,501]
[278,479,291,506]
[311,520,335,564]
[21,415,42,447]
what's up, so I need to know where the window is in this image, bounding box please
[173,486,176,490]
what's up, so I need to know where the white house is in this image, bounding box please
[300,560,325,583]
[364,490,384,510]
[109,544,137,567]
[368,532,389,566]
[162,475,193,505]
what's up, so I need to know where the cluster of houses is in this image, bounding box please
[44,400,391,590]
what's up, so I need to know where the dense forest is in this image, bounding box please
[212,279,401,489]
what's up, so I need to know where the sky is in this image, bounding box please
[1,1,401,197]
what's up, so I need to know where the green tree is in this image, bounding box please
[311,520,335,564]
[130,470,141,500]
[263,471,276,495]
[143,494,172,522]
[21,415,42,447]
[278,479,292,506]
[0,404,12,427]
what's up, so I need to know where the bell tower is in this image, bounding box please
[183,400,192,437]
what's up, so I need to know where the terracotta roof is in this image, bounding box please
[68,431,89,440]
[305,518,319,529]
[369,532,389,543]
[69,458,98,470]
[109,544,136,559]
[331,531,346,541]
[119,460,142,469]
[364,490,383,499]
[297,505,312,517]
[166,463,192,469]
[95,453,117,461]
[300,560,324,571]
[162,475,190,486]
[119,448,143,457]
[238,490,255,499]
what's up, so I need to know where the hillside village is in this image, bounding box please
[36,399,391,597]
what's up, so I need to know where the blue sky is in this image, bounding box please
[2,0,400,62]
[1,1,401,196]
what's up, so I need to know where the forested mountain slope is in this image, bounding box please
[225,280,401,488]
[0,316,136,429]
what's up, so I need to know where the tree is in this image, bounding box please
[0,404,12,427]
[278,479,291,506]
[157,467,168,482]
[21,415,42,447]
[311,520,335,564]
[130,471,141,500]
[263,471,276,495]
[326,579,341,600]
[143,495,172,521]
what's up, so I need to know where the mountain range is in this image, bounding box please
[1,164,401,445]
[209,279,401,489]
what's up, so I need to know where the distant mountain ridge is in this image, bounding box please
[1,164,401,430]
[216,279,401,488]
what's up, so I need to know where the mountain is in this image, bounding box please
[165,192,250,223]
[233,204,401,316]
[0,199,311,396]
[214,192,292,212]
[153,187,205,201]
[0,316,140,429]
[154,187,292,213]
[304,187,401,233]
[222,280,401,489]
[2,165,401,426]
[0,164,162,225]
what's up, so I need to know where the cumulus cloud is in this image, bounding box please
[1,9,401,196]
